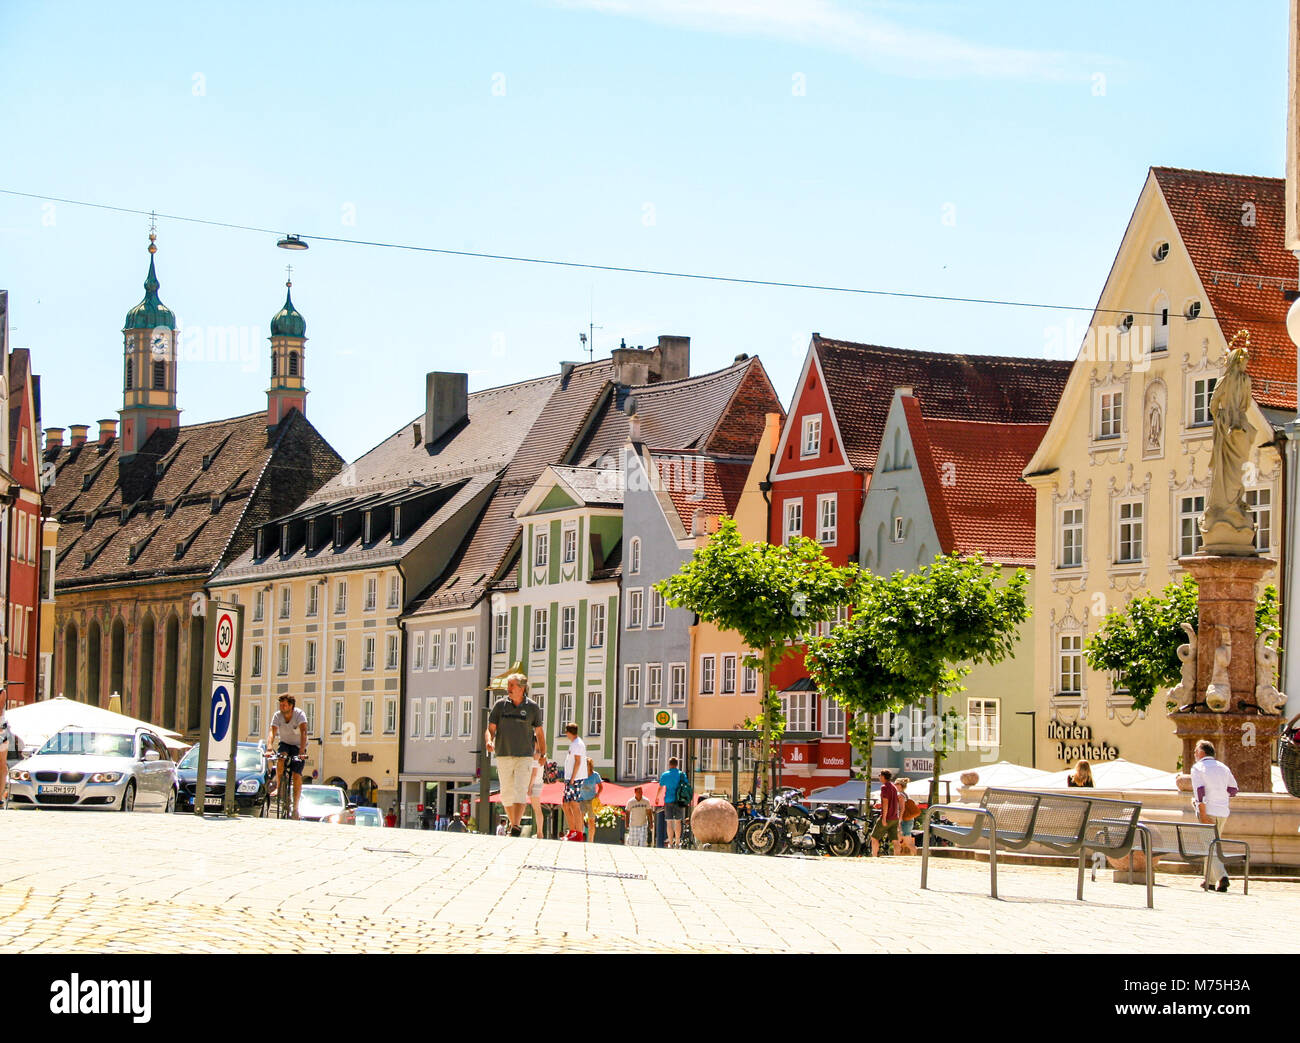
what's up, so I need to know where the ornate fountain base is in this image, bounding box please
[1169,709,1275,793]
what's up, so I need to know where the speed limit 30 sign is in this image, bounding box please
[212,608,237,680]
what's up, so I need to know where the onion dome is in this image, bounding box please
[123,233,176,331]
[270,281,307,338]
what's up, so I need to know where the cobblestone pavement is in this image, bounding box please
[0,809,1295,954]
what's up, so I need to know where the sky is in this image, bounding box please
[0,0,1290,463]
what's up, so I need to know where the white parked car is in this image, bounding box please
[7,727,178,813]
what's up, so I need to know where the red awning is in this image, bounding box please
[487,781,667,807]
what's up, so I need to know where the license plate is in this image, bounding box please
[38,785,76,795]
[204,797,224,806]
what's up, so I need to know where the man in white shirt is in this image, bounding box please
[625,786,652,847]
[561,724,588,841]
[1190,739,1239,892]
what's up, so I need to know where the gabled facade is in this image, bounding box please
[5,347,45,707]
[1023,167,1294,772]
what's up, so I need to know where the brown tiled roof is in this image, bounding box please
[814,336,1072,472]
[901,396,1046,566]
[500,361,617,485]
[46,411,342,590]
[1152,167,1296,410]
[652,451,751,534]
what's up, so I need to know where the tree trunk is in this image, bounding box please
[760,651,775,802]
[928,690,943,808]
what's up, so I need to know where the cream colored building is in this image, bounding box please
[1024,167,1294,772]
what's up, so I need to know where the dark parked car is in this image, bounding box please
[176,742,271,815]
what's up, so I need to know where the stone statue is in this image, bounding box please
[1172,622,1198,710]
[1255,628,1287,714]
[1200,334,1257,555]
[1204,624,1233,712]
[1147,401,1162,451]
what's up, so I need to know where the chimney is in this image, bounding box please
[46,427,65,451]
[655,335,690,381]
[895,385,914,398]
[68,424,90,448]
[423,372,468,447]
[560,361,577,387]
[97,418,118,446]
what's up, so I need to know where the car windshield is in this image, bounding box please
[179,746,265,772]
[355,809,380,825]
[38,731,135,758]
[299,788,344,811]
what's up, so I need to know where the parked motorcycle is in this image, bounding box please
[743,790,859,856]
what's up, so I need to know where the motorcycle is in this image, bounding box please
[743,789,860,856]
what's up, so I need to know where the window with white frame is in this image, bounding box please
[742,661,757,693]
[429,631,441,670]
[625,665,641,705]
[279,586,291,619]
[1152,297,1169,351]
[460,697,473,737]
[650,588,665,627]
[426,700,437,737]
[384,698,397,734]
[1191,377,1217,427]
[1098,389,1123,439]
[1247,488,1272,551]
[784,499,803,545]
[251,644,263,677]
[446,630,458,669]
[277,642,289,676]
[249,700,262,738]
[414,633,425,671]
[534,529,549,568]
[1178,494,1205,557]
[562,525,577,564]
[667,739,685,766]
[1060,507,1084,568]
[494,613,508,654]
[822,696,845,739]
[386,632,399,670]
[646,664,663,705]
[307,584,319,617]
[698,740,716,772]
[332,638,345,673]
[362,636,376,671]
[892,516,905,542]
[532,608,548,651]
[873,713,891,741]
[335,580,348,613]
[629,538,641,574]
[587,692,603,737]
[387,575,400,609]
[1058,634,1083,694]
[331,698,344,735]
[967,698,1000,746]
[622,740,638,779]
[442,698,454,738]
[1116,500,1143,562]
[700,655,716,694]
[411,699,423,738]
[627,589,644,629]
[558,692,574,733]
[303,700,316,736]
[463,628,475,668]
[645,740,660,776]
[801,414,822,457]
[722,654,737,694]
[561,606,576,650]
[589,603,605,647]
[670,664,687,705]
[304,640,317,675]
[781,691,815,732]
[364,575,377,611]
[254,589,265,622]
[817,494,837,545]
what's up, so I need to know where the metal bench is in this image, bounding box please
[1132,819,1250,894]
[921,788,1151,906]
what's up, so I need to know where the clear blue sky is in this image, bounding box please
[1,1,1289,462]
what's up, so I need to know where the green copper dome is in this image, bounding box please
[123,245,176,331]
[270,285,306,338]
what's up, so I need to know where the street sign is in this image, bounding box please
[194,601,243,818]
[208,682,233,763]
[212,607,237,680]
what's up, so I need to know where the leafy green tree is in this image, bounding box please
[1085,575,1279,712]
[657,517,855,798]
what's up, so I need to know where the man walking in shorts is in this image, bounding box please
[659,757,686,849]
[625,785,651,847]
[871,769,901,857]
[486,673,546,837]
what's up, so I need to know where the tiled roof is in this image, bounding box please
[652,451,751,534]
[550,465,624,508]
[500,361,618,485]
[902,395,1047,565]
[1153,167,1296,410]
[46,411,342,589]
[814,337,1072,472]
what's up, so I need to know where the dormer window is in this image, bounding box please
[334,516,344,548]
[280,524,290,556]
[392,506,402,541]
[364,512,373,545]
[255,530,266,559]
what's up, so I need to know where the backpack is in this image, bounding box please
[542,760,561,785]
[675,772,693,806]
[578,772,601,802]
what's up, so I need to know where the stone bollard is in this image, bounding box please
[691,798,739,846]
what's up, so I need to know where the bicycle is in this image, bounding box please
[265,749,307,820]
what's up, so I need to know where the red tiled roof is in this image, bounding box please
[901,396,1047,565]
[1153,167,1296,410]
[813,337,1072,472]
[653,451,751,534]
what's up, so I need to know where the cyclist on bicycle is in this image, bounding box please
[266,695,308,819]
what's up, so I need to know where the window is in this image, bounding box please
[967,698,1000,746]
[534,530,549,568]
[306,584,319,617]
[700,655,716,694]
[331,698,344,735]
[289,351,299,376]
[627,589,644,629]
[630,538,641,574]
[590,603,605,647]
[670,664,687,705]
[650,588,666,627]
[801,414,822,457]
[386,632,399,670]
[253,590,265,622]
[563,526,577,564]
[249,700,262,738]
[335,580,348,613]
[460,697,473,737]
[558,693,574,734]
[625,665,641,705]
[822,696,845,739]
[362,636,376,671]
[279,587,291,619]
[251,644,263,678]
[332,638,346,673]
[873,713,891,741]
[494,613,508,654]
[1060,507,1084,568]
[722,655,736,694]
[125,357,133,390]
[647,665,663,705]
[742,661,757,693]
[411,700,423,738]
[1117,501,1143,562]
[698,740,716,772]
[414,633,425,671]
[1058,634,1083,694]
[442,699,454,738]
[426,700,437,737]
[532,609,548,651]
[1152,240,1169,262]
[153,359,166,389]
[561,606,576,650]
[622,740,638,779]
[645,740,660,777]
[277,642,289,676]
[1191,377,1217,426]
[364,576,377,611]
[892,516,905,543]
[1179,495,1205,557]
[304,640,317,675]
[817,494,837,545]
[387,575,400,609]
[384,698,397,734]
[1247,488,1272,551]
[783,500,803,545]
[303,700,316,736]
[781,691,814,732]
[1098,390,1123,439]
[429,631,442,670]
[463,628,475,668]
[667,739,685,767]
[446,630,458,670]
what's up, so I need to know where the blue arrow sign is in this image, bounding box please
[210,684,231,743]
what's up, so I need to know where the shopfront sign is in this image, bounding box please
[1046,720,1119,763]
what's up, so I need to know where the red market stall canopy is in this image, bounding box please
[488,781,666,806]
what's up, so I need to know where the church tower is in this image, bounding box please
[119,229,180,456]
[266,270,307,427]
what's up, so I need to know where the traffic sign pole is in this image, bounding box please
[222,603,244,816]
[193,607,217,819]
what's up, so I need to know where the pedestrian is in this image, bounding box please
[625,785,652,847]
[527,741,547,839]
[896,777,920,855]
[1068,759,1094,787]
[420,804,434,830]
[870,769,902,857]
[447,813,467,833]
[659,757,687,849]
[485,672,547,838]
[580,766,603,841]
[496,817,509,837]
[384,806,397,828]
[1190,739,1239,892]
[561,724,588,841]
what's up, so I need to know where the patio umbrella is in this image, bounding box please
[1036,757,1179,790]
[5,696,182,753]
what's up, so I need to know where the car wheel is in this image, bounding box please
[164,787,176,814]
[252,797,268,818]
[120,781,137,813]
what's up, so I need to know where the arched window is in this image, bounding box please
[271,355,278,377]
[125,358,134,390]
[629,538,641,574]
[153,360,166,389]
[289,351,299,376]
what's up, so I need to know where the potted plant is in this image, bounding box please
[594,804,625,844]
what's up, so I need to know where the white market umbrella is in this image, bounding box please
[940,759,1055,791]
[5,696,182,754]
[1036,757,1179,790]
